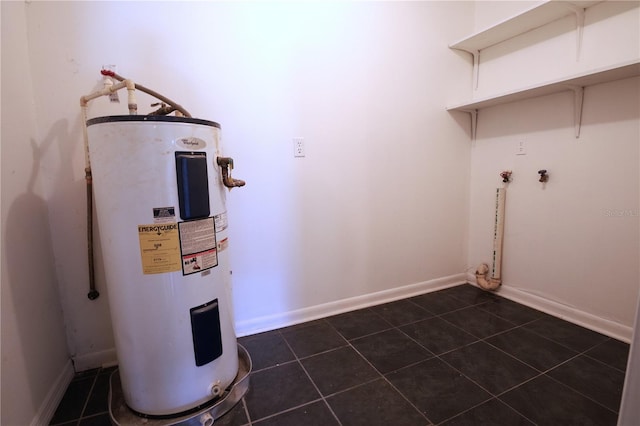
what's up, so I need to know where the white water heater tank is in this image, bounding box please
[87,115,238,416]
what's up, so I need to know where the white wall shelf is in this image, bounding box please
[448,60,640,112]
[447,59,640,139]
[450,0,601,90]
[449,0,599,54]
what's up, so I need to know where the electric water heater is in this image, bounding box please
[87,115,240,416]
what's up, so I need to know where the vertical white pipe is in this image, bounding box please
[490,187,506,287]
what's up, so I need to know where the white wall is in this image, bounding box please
[473,0,543,32]
[22,1,473,367]
[1,2,71,425]
[466,1,640,339]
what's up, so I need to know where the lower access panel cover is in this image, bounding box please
[191,299,223,366]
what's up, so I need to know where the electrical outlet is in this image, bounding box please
[516,140,527,155]
[293,137,305,157]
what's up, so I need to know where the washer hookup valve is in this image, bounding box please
[538,169,549,182]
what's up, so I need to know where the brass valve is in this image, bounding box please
[216,157,246,189]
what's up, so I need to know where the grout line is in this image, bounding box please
[543,371,621,415]
[247,397,327,425]
[240,397,252,426]
[54,284,629,426]
[277,329,344,426]
[323,317,439,424]
[518,317,610,354]
[395,318,481,358]
[434,397,505,426]
[75,372,99,425]
[490,396,539,426]
[75,411,110,425]
[345,344,433,424]
[248,357,300,374]
[313,376,384,401]
[582,349,629,374]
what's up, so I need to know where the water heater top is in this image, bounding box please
[86,115,221,129]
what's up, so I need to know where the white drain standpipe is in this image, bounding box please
[476,187,506,291]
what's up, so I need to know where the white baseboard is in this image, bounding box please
[465,273,633,343]
[72,347,118,371]
[70,272,633,371]
[235,273,467,337]
[67,275,466,370]
[31,360,74,426]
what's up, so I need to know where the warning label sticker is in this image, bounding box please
[138,223,181,275]
[218,237,229,252]
[179,218,218,275]
[214,211,228,232]
[153,206,176,223]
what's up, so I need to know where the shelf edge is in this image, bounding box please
[446,59,640,112]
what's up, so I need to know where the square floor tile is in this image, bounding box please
[72,368,100,381]
[325,308,392,340]
[300,346,380,396]
[547,354,625,412]
[83,367,117,418]
[215,399,249,426]
[585,338,630,372]
[351,328,433,374]
[253,401,339,426]
[439,284,499,306]
[52,289,627,426]
[409,292,469,315]
[400,317,477,355]
[487,327,578,372]
[78,413,111,426]
[441,306,517,338]
[327,379,428,426]
[280,321,347,358]
[239,331,295,371]
[441,341,539,395]
[441,398,534,426]
[244,362,320,421]
[386,357,492,424]
[524,315,609,352]
[50,376,95,424]
[370,299,432,326]
[500,375,618,426]
[476,297,544,325]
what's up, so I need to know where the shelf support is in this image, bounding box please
[462,109,478,140]
[567,85,584,138]
[449,46,481,90]
[561,3,586,61]
[472,50,480,90]
[575,7,585,61]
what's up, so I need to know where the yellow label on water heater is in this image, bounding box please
[138,223,182,274]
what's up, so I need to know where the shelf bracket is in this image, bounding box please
[450,47,481,90]
[575,7,585,61]
[462,109,478,140]
[567,85,584,138]
[472,50,480,90]
[561,3,586,61]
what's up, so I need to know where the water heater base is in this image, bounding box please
[109,344,251,426]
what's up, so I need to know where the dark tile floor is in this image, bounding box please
[51,284,630,426]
